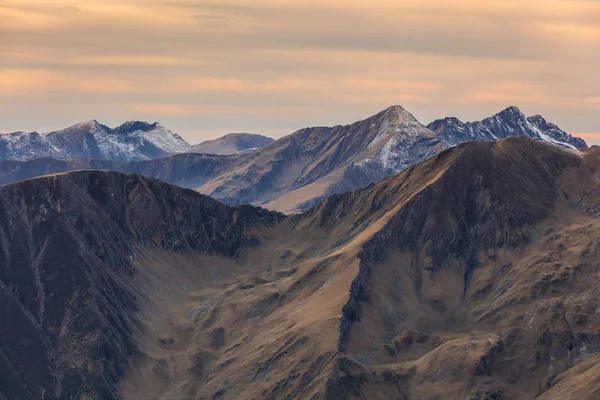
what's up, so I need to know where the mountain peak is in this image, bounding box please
[383,104,408,113]
[379,104,421,126]
[53,120,108,135]
[429,107,586,149]
[113,120,159,134]
[495,105,525,120]
[382,104,411,117]
[74,120,101,128]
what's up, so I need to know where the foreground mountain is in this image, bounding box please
[2,137,600,399]
[428,106,587,149]
[0,120,192,162]
[192,133,274,155]
[0,106,587,214]
[0,171,283,400]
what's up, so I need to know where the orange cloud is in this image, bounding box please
[1,0,598,139]
[0,69,137,95]
[125,103,329,119]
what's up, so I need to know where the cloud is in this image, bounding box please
[0,0,598,139]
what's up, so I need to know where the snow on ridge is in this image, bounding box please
[0,120,192,162]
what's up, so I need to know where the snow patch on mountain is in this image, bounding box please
[0,120,192,162]
[428,106,587,150]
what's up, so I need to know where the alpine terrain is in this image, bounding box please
[191,105,587,213]
[0,120,192,162]
[1,136,600,400]
[0,106,587,214]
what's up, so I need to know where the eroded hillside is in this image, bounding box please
[2,137,600,399]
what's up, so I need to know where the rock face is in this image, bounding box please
[192,133,274,155]
[2,137,600,400]
[428,106,587,149]
[0,120,192,162]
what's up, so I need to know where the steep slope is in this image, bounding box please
[4,137,600,400]
[195,106,586,213]
[298,137,600,399]
[0,120,192,162]
[0,171,282,400]
[428,106,587,149]
[192,133,274,155]
[196,105,447,213]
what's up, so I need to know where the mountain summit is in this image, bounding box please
[428,106,587,149]
[0,120,192,162]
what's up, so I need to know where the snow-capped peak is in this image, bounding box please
[113,121,159,134]
[49,120,109,136]
[0,120,193,162]
[427,107,587,149]
[496,106,525,119]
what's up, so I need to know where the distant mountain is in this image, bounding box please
[0,152,234,188]
[193,105,586,213]
[192,133,274,155]
[0,120,192,162]
[428,106,587,149]
[195,105,448,213]
[0,106,587,214]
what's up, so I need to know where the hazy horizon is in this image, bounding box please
[1,0,599,143]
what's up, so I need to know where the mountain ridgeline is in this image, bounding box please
[2,137,600,399]
[0,106,587,214]
[192,133,275,155]
[0,171,282,400]
[0,120,192,162]
[427,106,586,149]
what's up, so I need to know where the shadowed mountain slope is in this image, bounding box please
[0,152,235,189]
[2,136,600,399]
[0,171,282,400]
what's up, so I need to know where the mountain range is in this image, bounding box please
[0,120,192,162]
[0,122,275,162]
[1,136,599,399]
[0,106,587,213]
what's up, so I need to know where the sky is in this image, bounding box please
[1,0,599,144]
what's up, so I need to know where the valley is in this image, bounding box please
[1,137,600,399]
